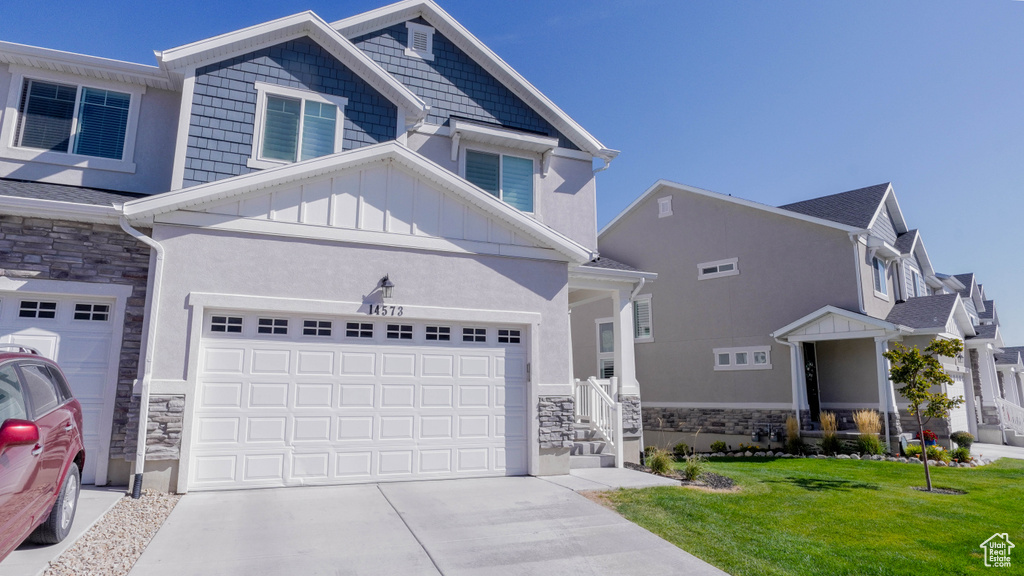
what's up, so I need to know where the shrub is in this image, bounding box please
[673,441,690,460]
[950,431,974,449]
[820,435,843,455]
[951,446,971,463]
[681,454,707,481]
[710,441,728,453]
[926,445,951,464]
[905,444,922,459]
[852,410,882,436]
[647,449,673,475]
[856,435,885,456]
[819,411,840,455]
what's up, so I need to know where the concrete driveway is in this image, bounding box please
[129,476,725,576]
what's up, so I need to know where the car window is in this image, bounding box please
[44,365,73,402]
[19,364,61,418]
[0,363,28,424]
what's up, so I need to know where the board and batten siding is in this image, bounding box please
[195,163,539,249]
[183,37,398,188]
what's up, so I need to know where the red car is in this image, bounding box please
[0,345,85,562]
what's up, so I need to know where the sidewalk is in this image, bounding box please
[973,443,1024,461]
[540,467,679,492]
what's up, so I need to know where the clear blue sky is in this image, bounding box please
[3,1,1023,341]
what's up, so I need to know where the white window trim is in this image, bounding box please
[657,196,673,218]
[459,141,540,216]
[633,294,654,343]
[404,21,435,61]
[0,65,144,173]
[595,317,615,378]
[248,81,348,170]
[698,257,739,280]
[872,256,889,301]
[713,346,773,371]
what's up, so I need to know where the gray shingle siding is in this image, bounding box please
[904,260,921,298]
[352,21,577,150]
[183,37,398,188]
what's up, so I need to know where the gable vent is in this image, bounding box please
[405,22,435,61]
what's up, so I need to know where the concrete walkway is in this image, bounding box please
[974,443,1024,461]
[0,486,125,576]
[129,476,724,576]
[541,467,680,492]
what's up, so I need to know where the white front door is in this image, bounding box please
[0,293,119,484]
[188,311,529,491]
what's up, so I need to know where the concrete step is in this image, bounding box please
[573,428,601,441]
[570,441,608,455]
[1006,431,1024,448]
[570,454,616,469]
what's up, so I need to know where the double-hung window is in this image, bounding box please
[250,82,347,169]
[15,79,131,160]
[464,149,535,212]
[872,257,888,298]
[633,295,653,342]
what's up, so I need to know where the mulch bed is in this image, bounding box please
[625,461,736,490]
[911,486,967,495]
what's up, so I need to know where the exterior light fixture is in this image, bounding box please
[379,275,395,300]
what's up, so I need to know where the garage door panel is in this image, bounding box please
[191,314,529,490]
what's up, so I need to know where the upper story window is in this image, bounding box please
[657,196,673,218]
[405,22,435,61]
[248,82,347,169]
[0,68,144,173]
[872,256,888,298]
[698,258,739,280]
[911,269,923,298]
[464,150,534,213]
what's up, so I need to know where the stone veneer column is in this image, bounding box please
[537,396,573,475]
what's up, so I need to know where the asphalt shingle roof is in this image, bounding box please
[969,324,998,340]
[0,178,145,207]
[581,257,640,272]
[979,300,995,320]
[995,350,1021,365]
[894,230,918,255]
[952,273,975,298]
[884,294,959,329]
[777,183,890,229]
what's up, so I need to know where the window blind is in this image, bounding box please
[633,299,652,338]
[73,88,130,159]
[299,101,337,161]
[501,155,533,212]
[262,95,301,162]
[465,150,500,197]
[19,81,76,152]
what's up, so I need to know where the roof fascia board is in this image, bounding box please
[0,41,175,91]
[601,180,863,239]
[864,184,908,234]
[0,194,120,224]
[124,142,592,263]
[332,1,616,160]
[157,11,426,119]
[569,266,657,282]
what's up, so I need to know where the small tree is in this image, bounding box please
[883,338,964,491]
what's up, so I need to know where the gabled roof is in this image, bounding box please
[968,323,1000,342]
[582,257,640,273]
[0,40,176,91]
[122,141,594,263]
[894,229,918,255]
[778,183,894,229]
[1000,346,1024,362]
[157,11,427,120]
[952,273,975,298]
[771,305,903,341]
[980,300,996,321]
[332,0,617,161]
[0,179,144,206]
[995,350,1022,366]
[0,179,144,224]
[883,294,975,336]
[600,180,863,238]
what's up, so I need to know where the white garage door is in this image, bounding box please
[189,311,529,491]
[0,292,118,484]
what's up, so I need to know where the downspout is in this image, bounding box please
[119,216,165,499]
[848,232,867,314]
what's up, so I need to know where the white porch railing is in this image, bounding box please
[573,376,624,468]
[995,397,1024,437]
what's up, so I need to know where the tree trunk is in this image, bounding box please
[917,411,932,491]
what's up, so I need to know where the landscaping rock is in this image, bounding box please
[744,451,753,457]
[850,454,861,460]
[754,451,765,457]
[732,452,743,458]
[837,454,850,459]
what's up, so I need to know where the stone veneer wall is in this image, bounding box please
[645,407,791,435]
[800,408,902,437]
[124,395,184,461]
[538,396,574,449]
[621,395,641,438]
[0,216,151,460]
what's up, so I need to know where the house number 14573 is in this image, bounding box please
[367,304,403,316]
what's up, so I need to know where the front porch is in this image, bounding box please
[567,258,656,467]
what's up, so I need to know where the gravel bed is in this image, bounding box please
[42,490,181,576]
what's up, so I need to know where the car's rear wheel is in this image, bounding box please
[30,464,80,544]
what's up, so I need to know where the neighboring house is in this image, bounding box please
[576,180,995,451]
[0,1,647,493]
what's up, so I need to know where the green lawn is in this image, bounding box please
[604,458,1024,576]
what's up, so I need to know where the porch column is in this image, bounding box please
[978,345,1000,405]
[612,288,638,397]
[874,336,894,449]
